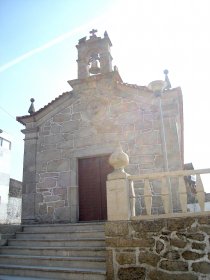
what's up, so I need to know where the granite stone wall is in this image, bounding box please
[105,214,210,280]
[21,74,183,223]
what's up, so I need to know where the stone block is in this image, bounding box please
[75,136,99,148]
[192,242,206,250]
[106,179,131,221]
[57,139,74,149]
[54,207,71,222]
[199,226,210,235]
[118,267,146,280]
[53,188,67,197]
[131,219,166,233]
[47,159,70,172]
[44,134,63,145]
[39,172,59,179]
[116,252,136,265]
[139,251,160,266]
[38,204,47,215]
[21,194,35,220]
[124,164,139,175]
[51,124,61,134]
[148,270,198,280]
[73,127,97,138]
[166,217,195,231]
[154,155,164,168]
[68,186,78,206]
[70,204,78,222]
[62,133,74,141]
[170,238,187,248]
[160,260,188,271]
[130,155,154,164]
[156,240,165,254]
[61,120,80,132]
[135,120,153,131]
[57,172,71,187]
[163,250,180,260]
[105,222,129,236]
[192,262,210,274]
[46,200,65,208]
[197,216,210,225]
[106,237,155,247]
[44,195,61,202]
[37,150,61,163]
[110,101,138,117]
[106,249,114,280]
[182,251,204,260]
[136,131,158,146]
[53,113,71,123]
[71,112,81,120]
[37,177,57,189]
[185,232,205,241]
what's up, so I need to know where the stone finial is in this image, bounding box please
[164,69,171,90]
[114,65,118,72]
[148,80,167,96]
[104,31,108,37]
[108,145,129,179]
[28,98,35,115]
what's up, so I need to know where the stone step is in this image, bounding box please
[8,238,105,247]
[15,230,105,240]
[0,223,106,279]
[0,246,106,257]
[23,222,105,233]
[0,255,106,270]
[0,275,53,280]
[0,264,106,280]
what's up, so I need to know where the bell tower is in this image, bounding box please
[76,29,113,79]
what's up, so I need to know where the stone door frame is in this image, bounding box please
[69,144,116,222]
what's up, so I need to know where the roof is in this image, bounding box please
[16,91,71,125]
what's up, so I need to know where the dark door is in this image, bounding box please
[78,155,113,221]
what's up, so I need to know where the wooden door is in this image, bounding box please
[78,155,113,221]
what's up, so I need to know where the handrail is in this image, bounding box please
[129,168,210,181]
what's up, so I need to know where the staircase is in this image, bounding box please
[0,223,106,280]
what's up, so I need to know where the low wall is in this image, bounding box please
[105,213,210,280]
[0,224,22,245]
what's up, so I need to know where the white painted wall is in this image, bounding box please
[0,131,11,223]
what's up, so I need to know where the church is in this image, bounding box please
[17,29,184,224]
[0,29,207,280]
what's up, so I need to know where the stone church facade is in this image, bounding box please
[17,30,184,224]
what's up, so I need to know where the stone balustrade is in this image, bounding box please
[106,146,210,221]
[129,168,210,218]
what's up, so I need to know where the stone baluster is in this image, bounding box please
[129,180,136,217]
[196,174,205,211]
[178,176,187,213]
[144,179,152,215]
[106,145,133,221]
[161,177,170,214]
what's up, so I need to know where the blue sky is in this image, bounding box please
[0,0,210,190]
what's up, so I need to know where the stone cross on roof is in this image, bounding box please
[89,29,98,38]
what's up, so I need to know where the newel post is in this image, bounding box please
[106,146,133,221]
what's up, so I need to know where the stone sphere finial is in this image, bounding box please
[109,144,129,173]
[28,98,35,115]
[148,80,166,93]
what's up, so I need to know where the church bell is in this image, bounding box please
[89,54,101,74]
